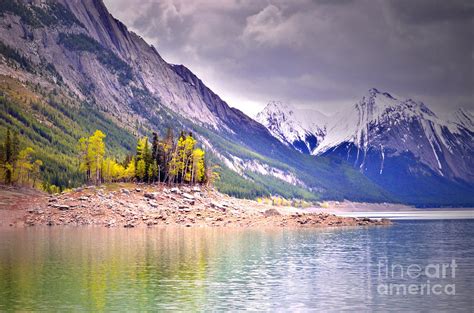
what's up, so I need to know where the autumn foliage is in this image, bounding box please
[78,129,209,185]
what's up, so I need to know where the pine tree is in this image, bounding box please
[1,129,12,184]
[161,128,174,183]
[144,139,152,181]
[152,132,159,161]
[135,136,152,181]
[1,129,20,185]
[136,159,146,181]
[148,160,158,183]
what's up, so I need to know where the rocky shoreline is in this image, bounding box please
[6,184,391,228]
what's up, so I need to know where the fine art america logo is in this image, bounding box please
[377,258,457,296]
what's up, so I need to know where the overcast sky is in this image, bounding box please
[103,0,473,117]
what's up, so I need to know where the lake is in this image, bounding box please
[0,220,473,311]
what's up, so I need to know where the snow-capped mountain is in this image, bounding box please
[258,88,474,186]
[256,101,328,154]
[322,89,473,182]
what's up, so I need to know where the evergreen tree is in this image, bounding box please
[1,129,20,184]
[136,159,146,181]
[135,136,152,181]
[161,127,174,182]
[2,129,12,184]
[148,160,158,183]
[152,132,159,161]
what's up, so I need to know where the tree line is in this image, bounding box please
[78,128,216,186]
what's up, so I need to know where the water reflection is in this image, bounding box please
[0,222,472,311]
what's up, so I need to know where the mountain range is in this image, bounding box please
[257,89,474,205]
[0,0,472,206]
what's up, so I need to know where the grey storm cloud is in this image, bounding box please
[103,0,473,116]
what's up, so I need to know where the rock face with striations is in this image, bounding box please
[0,0,222,127]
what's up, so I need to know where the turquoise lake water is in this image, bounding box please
[0,220,473,311]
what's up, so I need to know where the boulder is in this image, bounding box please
[182,193,195,200]
[53,204,71,211]
[263,208,281,217]
[178,205,191,212]
[210,202,225,211]
[183,198,195,205]
[144,192,159,199]
[210,201,222,209]
[147,220,156,227]
[170,187,181,194]
[106,219,116,227]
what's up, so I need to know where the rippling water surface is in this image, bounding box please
[0,220,473,311]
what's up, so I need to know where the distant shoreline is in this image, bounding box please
[308,201,474,213]
[335,210,474,220]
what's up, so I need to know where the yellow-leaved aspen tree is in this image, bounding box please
[87,130,106,185]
